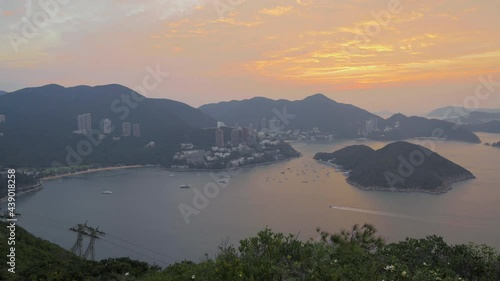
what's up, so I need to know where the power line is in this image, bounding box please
[99,237,170,267]
[15,214,171,266]
[106,232,180,263]
[18,213,180,265]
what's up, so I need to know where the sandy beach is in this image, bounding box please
[41,165,145,182]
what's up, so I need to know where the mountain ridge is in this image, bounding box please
[0,84,217,167]
[200,93,382,137]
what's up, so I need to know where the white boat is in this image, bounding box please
[102,191,112,194]
[169,174,175,177]
[180,184,192,189]
[218,178,229,184]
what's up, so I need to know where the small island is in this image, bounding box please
[314,141,475,193]
[485,141,500,148]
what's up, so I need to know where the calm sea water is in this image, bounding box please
[3,133,500,266]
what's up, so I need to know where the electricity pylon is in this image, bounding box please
[70,222,104,260]
[70,222,88,257]
[83,226,105,260]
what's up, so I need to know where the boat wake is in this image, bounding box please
[329,206,423,221]
[329,205,482,229]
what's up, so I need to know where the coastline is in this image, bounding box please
[346,174,475,194]
[40,165,146,182]
[165,155,301,172]
[0,183,43,203]
[316,160,476,194]
[346,179,451,194]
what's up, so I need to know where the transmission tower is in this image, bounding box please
[70,221,104,260]
[70,222,88,257]
[83,226,105,261]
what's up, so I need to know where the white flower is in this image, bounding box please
[401,271,407,277]
[125,272,129,276]
[192,275,196,279]
[383,265,395,271]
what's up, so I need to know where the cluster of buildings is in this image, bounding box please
[382,121,400,133]
[358,118,380,136]
[75,113,140,138]
[215,126,252,147]
[214,117,328,148]
[170,123,296,169]
[122,122,141,137]
[275,128,334,141]
[172,138,288,169]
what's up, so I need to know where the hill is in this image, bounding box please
[455,111,500,125]
[200,96,480,143]
[372,114,481,143]
[199,94,383,138]
[314,141,475,193]
[0,221,160,280]
[1,222,498,281]
[373,110,395,118]
[427,106,500,119]
[469,120,500,134]
[0,84,217,167]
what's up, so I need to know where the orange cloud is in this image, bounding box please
[259,6,294,17]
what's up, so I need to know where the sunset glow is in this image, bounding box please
[1,0,499,113]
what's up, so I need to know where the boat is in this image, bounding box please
[217,178,229,184]
[102,191,112,194]
[169,174,175,177]
[180,184,192,189]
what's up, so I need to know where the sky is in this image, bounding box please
[1,0,499,115]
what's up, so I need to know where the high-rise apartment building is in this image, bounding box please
[216,127,224,147]
[102,119,112,134]
[132,123,141,137]
[123,122,131,137]
[77,113,92,133]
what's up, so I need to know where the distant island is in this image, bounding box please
[314,141,475,193]
[484,141,500,148]
[368,114,481,143]
[469,120,500,134]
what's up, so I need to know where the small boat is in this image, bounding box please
[180,184,192,189]
[102,191,112,194]
[217,178,229,184]
[169,174,175,177]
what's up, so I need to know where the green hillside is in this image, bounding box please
[0,84,217,167]
[1,222,498,280]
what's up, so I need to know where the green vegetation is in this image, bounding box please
[0,172,38,199]
[0,84,216,168]
[1,222,499,280]
[315,141,475,192]
[0,222,161,280]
